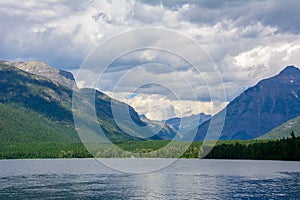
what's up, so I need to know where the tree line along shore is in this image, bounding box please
[1,134,299,161]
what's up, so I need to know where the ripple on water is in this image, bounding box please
[0,159,299,199]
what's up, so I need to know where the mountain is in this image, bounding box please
[139,114,147,120]
[165,113,211,133]
[188,65,300,140]
[139,115,178,140]
[2,61,77,90]
[0,61,176,145]
[0,61,78,144]
[258,116,300,139]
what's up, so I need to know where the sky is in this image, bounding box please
[1,0,300,120]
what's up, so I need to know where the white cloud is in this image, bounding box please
[1,0,300,119]
[233,43,300,70]
[106,92,228,121]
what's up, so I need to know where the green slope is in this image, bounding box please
[0,61,177,149]
[0,103,92,159]
[257,116,300,139]
[0,62,144,143]
[0,103,79,143]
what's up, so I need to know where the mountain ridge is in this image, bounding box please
[1,60,77,90]
[0,61,177,144]
[258,116,300,139]
[187,65,300,140]
[165,113,211,134]
[1,61,299,143]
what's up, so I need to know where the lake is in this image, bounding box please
[0,159,299,199]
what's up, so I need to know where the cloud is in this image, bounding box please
[0,0,135,68]
[106,92,228,121]
[1,0,300,119]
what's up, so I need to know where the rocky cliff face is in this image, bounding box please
[189,65,300,140]
[1,61,77,90]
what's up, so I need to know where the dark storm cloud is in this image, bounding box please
[138,0,300,34]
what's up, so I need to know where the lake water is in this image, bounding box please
[0,159,299,199]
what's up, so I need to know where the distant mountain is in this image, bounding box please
[258,116,300,140]
[139,114,147,120]
[139,115,178,140]
[165,113,211,133]
[188,65,300,140]
[0,61,176,144]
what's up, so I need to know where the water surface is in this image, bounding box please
[1,159,299,199]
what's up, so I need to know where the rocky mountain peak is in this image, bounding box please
[189,65,300,141]
[279,65,299,75]
[275,65,300,83]
[1,60,77,90]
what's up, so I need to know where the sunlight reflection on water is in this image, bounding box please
[0,159,299,199]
